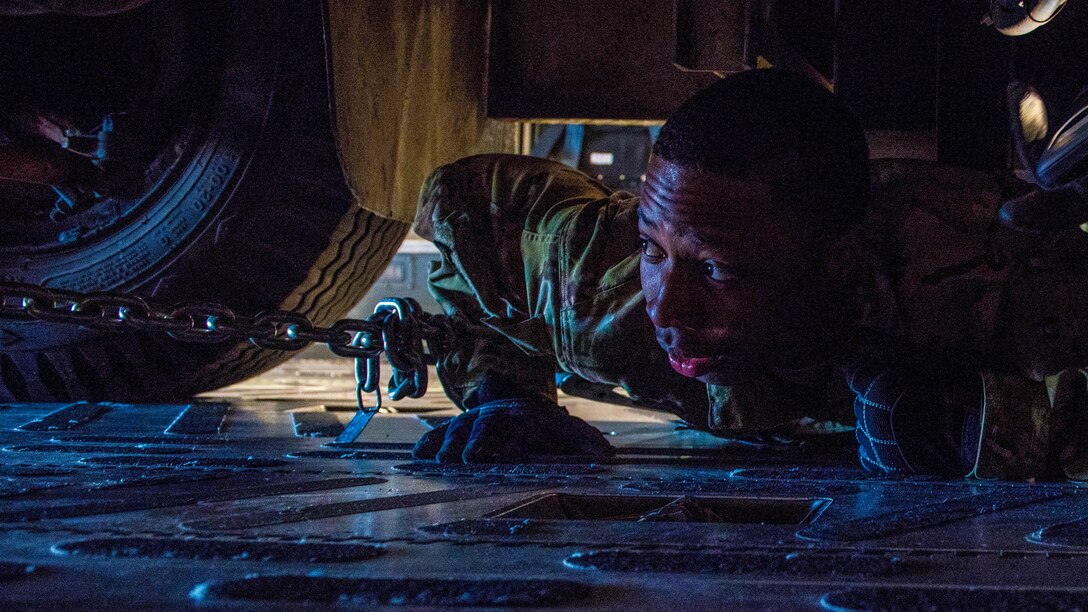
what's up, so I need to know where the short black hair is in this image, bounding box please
[653,69,870,236]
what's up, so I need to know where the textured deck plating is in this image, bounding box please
[1,359,1087,609]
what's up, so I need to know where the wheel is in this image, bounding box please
[0,0,409,402]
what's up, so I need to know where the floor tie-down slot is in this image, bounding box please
[487,493,830,525]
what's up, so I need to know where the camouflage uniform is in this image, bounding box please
[414,153,1088,481]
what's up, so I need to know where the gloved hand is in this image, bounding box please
[999,81,1088,233]
[846,359,981,477]
[411,397,614,463]
[999,172,1088,232]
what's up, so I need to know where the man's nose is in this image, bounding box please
[646,268,693,329]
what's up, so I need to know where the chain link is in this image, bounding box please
[0,282,457,417]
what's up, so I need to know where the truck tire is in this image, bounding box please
[0,0,409,402]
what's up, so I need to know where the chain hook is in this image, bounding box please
[337,331,385,445]
[351,333,382,416]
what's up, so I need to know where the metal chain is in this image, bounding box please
[0,282,456,416]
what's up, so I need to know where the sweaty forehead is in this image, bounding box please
[638,157,791,233]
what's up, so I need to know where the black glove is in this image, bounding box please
[999,81,1088,233]
[411,397,614,463]
[848,363,981,477]
[999,172,1088,232]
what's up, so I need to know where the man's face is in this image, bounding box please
[638,157,841,385]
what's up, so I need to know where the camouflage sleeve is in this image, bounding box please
[973,246,1088,481]
[966,369,1088,482]
[412,154,613,410]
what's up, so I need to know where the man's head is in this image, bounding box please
[638,68,869,385]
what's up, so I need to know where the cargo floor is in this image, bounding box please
[2,358,1087,610]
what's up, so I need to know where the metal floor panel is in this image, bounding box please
[2,359,1088,610]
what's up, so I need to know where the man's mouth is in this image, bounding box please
[668,352,725,378]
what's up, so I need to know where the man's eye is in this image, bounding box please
[702,261,739,283]
[640,238,664,261]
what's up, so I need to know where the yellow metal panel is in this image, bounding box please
[327,0,518,222]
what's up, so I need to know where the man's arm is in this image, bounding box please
[411,154,615,461]
[414,154,617,407]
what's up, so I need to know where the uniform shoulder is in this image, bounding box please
[866,159,1003,237]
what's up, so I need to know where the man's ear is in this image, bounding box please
[822,228,864,287]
